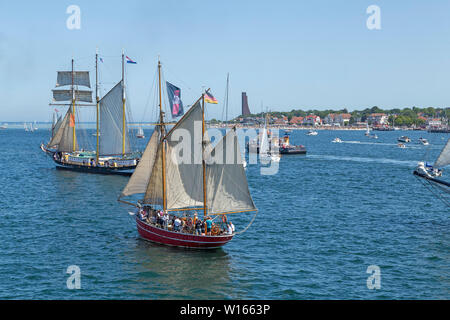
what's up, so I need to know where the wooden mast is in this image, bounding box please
[202,93,207,218]
[122,50,126,156]
[96,49,99,162]
[72,58,76,152]
[159,59,167,212]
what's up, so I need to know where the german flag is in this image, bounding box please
[204,92,218,104]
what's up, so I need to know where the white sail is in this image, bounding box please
[56,71,91,88]
[205,128,257,214]
[121,128,160,197]
[144,101,205,210]
[99,81,131,155]
[260,127,269,155]
[434,138,450,168]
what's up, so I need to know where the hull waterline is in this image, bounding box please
[135,217,234,249]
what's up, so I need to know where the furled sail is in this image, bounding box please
[47,109,78,152]
[205,128,256,215]
[434,138,450,168]
[144,101,205,210]
[56,71,91,88]
[121,128,160,197]
[99,81,131,155]
[52,89,93,103]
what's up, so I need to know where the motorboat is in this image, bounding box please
[418,138,429,146]
[398,136,411,143]
[306,129,318,136]
[332,138,342,143]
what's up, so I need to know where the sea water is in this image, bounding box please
[0,128,448,299]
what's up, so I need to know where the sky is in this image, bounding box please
[1,0,450,122]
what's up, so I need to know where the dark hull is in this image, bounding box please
[54,159,135,176]
[413,170,450,188]
[247,144,307,155]
[279,148,307,155]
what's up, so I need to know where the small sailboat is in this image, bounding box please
[24,122,29,132]
[136,126,145,139]
[259,120,280,162]
[413,138,449,206]
[118,60,257,249]
[332,138,342,143]
[365,123,370,136]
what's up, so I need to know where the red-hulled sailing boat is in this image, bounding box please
[118,60,257,249]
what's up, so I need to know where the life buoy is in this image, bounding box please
[211,224,220,235]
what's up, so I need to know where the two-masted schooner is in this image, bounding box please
[118,61,257,249]
[41,51,141,175]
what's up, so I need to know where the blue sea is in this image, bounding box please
[0,127,448,299]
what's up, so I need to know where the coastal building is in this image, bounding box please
[289,116,304,126]
[242,92,251,116]
[368,113,388,125]
[335,113,352,126]
[303,115,321,126]
[427,118,442,127]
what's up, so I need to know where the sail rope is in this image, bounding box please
[234,210,259,236]
[414,174,450,207]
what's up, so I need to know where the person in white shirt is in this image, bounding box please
[174,217,182,232]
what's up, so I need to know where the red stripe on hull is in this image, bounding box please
[135,217,233,249]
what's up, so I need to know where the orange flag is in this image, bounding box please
[69,113,75,127]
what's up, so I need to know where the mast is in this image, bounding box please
[96,49,99,162]
[159,59,167,211]
[122,51,126,156]
[71,58,76,152]
[225,73,229,126]
[202,93,207,217]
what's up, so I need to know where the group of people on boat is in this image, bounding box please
[53,151,138,168]
[138,207,235,236]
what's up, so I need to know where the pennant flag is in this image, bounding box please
[99,57,104,63]
[204,92,218,104]
[54,108,59,113]
[166,81,184,118]
[69,113,75,127]
[126,56,137,64]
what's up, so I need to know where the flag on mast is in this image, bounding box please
[166,82,184,118]
[204,92,218,104]
[126,56,137,64]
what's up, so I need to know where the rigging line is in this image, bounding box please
[234,210,258,235]
[414,174,450,208]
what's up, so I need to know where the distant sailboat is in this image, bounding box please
[118,60,257,249]
[413,138,449,206]
[136,126,145,139]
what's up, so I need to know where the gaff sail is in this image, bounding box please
[47,108,78,152]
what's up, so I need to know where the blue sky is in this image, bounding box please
[1,0,450,121]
